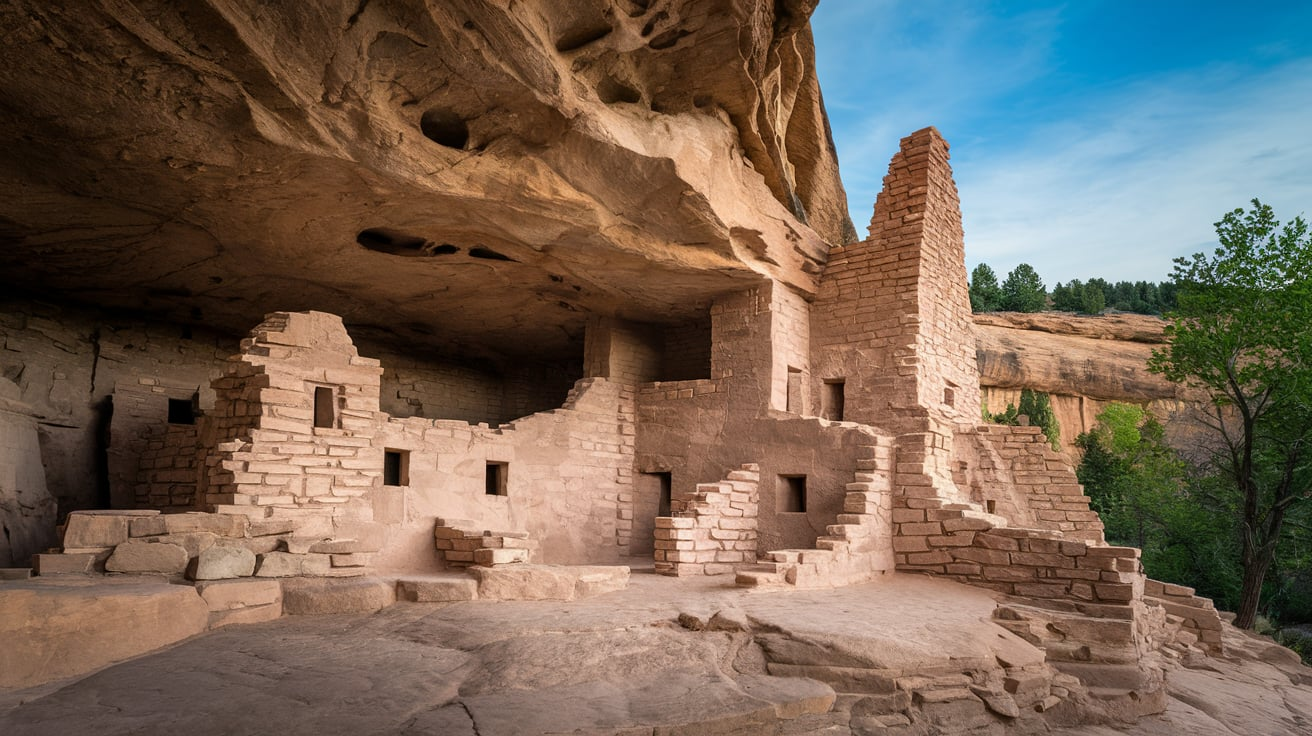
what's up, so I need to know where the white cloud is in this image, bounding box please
[813,3,1312,284]
[957,60,1312,283]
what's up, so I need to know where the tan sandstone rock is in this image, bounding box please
[0,578,208,688]
[104,541,189,575]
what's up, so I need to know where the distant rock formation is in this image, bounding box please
[974,311,1193,460]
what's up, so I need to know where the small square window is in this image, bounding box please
[167,398,196,425]
[778,475,806,513]
[485,462,508,496]
[383,450,409,486]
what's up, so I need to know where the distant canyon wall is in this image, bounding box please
[974,312,1192,461]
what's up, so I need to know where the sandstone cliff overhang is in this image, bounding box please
[974,311,1179,402]
[0,0,854,362]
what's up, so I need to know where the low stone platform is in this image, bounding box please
[0,577,209,689]
[396,564,630,603]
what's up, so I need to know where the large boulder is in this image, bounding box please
[0,578,209,688]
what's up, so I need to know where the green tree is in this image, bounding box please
[970,263,1003,312]
[1077,403,1238,604]
[1001,263,1047,312]
[986,389,1060,450]
[1018,389,1060,450]
[1148,199,1312,630]
[1080,284,1106,314]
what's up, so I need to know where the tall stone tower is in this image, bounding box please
[811,126,980,431]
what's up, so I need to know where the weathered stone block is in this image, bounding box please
[64,510,155,548]
[196,578,283,610]
[105,541,189,574]
[192,545,257,580]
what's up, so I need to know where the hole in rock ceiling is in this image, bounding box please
[356,229,461,257]
[597,76,642,104]
[648,28,691,50]
[468,246,516,262]
[419,108,470,149]
[555,23,613,52]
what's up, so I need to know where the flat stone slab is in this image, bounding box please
[0,577,207,688]
[63,511,153,549]
[468,565,630,601]
[396,576,478,602]
[280,577,395,615]
[196,579,282,612]
[105,541,188,575]
[32,553,100,576]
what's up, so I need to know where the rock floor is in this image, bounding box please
[1,570,1310,735]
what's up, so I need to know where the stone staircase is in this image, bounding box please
[737,440,893,588]
[654,464,760,576]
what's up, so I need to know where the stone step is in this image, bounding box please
[826,524,870,538]
[0,568,33,580]
[726,470,759,482]
[739,463,760,472]
[473,547,529,566]
[815,538,848,551]
[735,569,786,587]
[767,550,801,564]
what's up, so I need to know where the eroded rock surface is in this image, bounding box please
[0,0,852,361]
[9,572,1300,735]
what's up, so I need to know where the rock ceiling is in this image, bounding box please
[0,0,855,361]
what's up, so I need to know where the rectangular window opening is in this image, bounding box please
[785,367,803,413]
[943,384,957,408]
[655,472,672,517]
[313,386,336,429]
[485,462,508,496]
[985,499,997,514]
[822,379,845,421]
[383,449,409,487]
[167,397,196,425]
[778,474,807,513]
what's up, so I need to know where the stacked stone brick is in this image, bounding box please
[654,464,759,576]
[971,424,1105,543]
[434,517,538,568]
[1144,579,1224,654]
[134,424,200,510]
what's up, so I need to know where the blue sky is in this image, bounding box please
[811,1,1312,285]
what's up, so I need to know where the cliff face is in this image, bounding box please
[974,312,1188,459]
[0,0,853,361]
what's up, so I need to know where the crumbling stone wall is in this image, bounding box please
[636,286,896,560]
[371,377,636,570]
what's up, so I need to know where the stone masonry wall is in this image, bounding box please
[0,298,236,516]
[201,312,385,568]
[637,287,896,558]
[370,377,635,570]
[969,424,1105,544]
[660,318,712,381]
[134,423,201,511]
